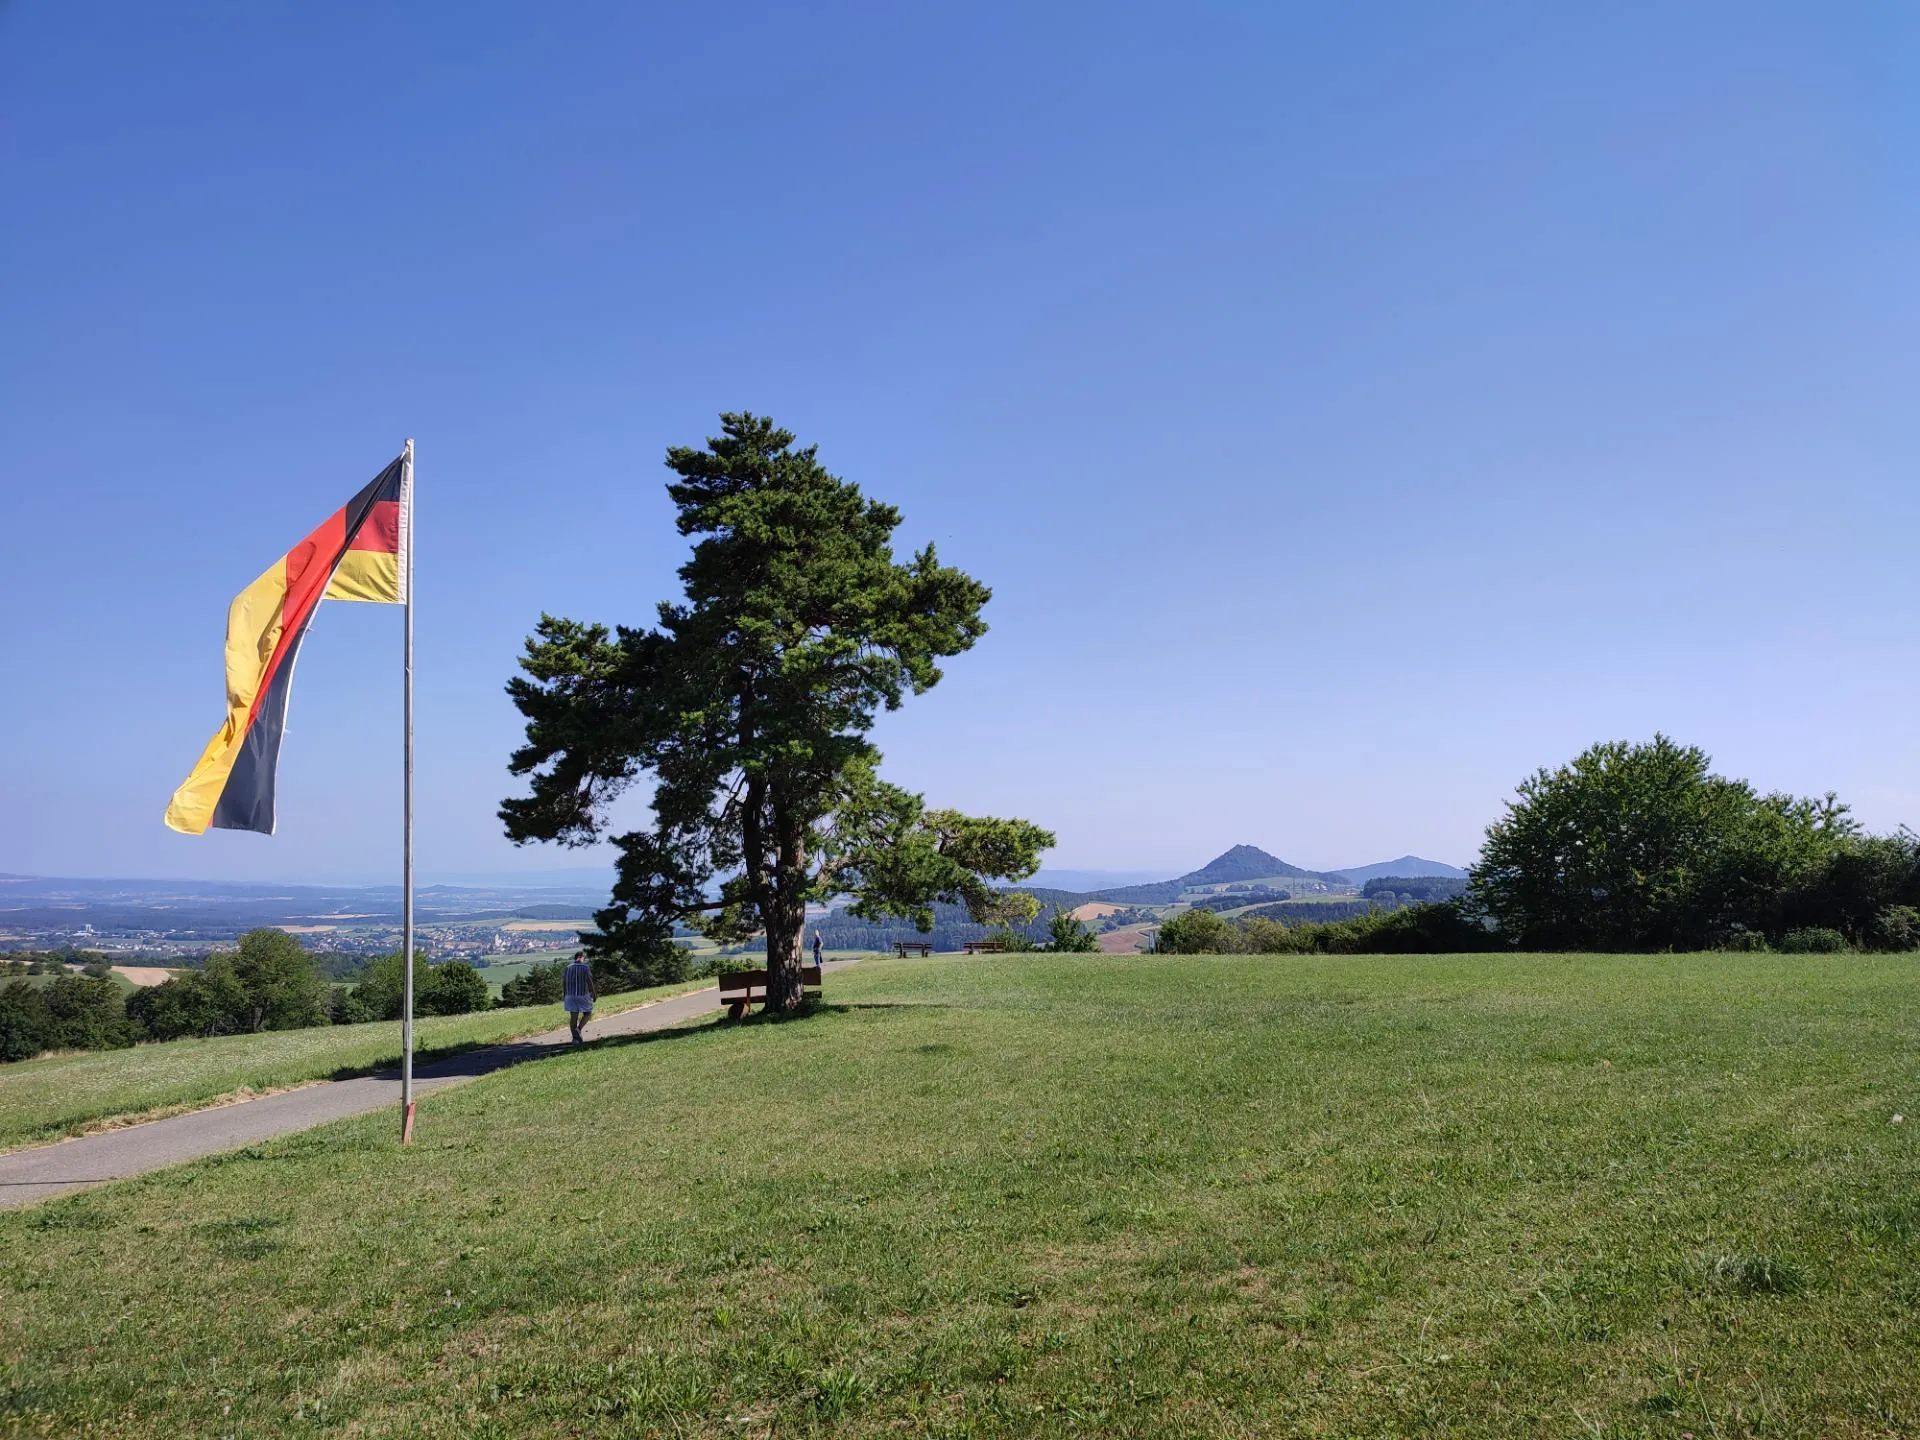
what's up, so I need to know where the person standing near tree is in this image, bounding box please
[812,929,824,970]
[562,950,595,1044]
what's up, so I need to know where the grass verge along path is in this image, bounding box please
[2,952,1916,1437]
[0,979,708,1152]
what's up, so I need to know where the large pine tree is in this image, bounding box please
[501,413,1052,1008]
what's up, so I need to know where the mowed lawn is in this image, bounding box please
[0,979,708,1151]
[3,953,1917,1438]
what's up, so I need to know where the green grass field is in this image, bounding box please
[0,979,708,1152]
[3,952,1917,1437]
[473,951,577,996]
[0,966,145,995]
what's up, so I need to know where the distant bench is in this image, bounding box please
[893,941,934,958]
[962,939,1007,955]
[718,965,822,1019]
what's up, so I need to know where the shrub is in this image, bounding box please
[1866,905,1920,952]
[684,954,729,981]
[347,955,488,1018]
[1045,908,1100,954]
[40,976,136,1053]
[1154,908,1235,954]
[419,961,489,1016]
[0,981,51,1062]
[1154,900,1502,957]
[1777,927,1850,954]
[347,951,421,1021]
[498,960,567,1008]
[981,925,1038,953]
[127,933,329,1039]
[127,969,239,1040]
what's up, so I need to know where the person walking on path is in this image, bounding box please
[812,929,824,969]
[563,951,596,1044]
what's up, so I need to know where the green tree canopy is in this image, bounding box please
[225,928,330,1032]
[501,413,1054,1007]
[347,950,427,1022]
[1046,907,1101,953]
[0,982,51,1062]
[498,959,567,1008]
[419,960,489,1017]
[1469,735,1862,950]
[128,930,327,1040]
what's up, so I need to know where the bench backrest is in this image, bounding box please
[719,965,823,997]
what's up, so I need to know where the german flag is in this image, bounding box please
[165,453,412,835]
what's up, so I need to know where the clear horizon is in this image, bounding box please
[3,4,1915,886]
[0,854,1462,891]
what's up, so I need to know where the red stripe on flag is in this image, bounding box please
[244,506,349,727]
[347,499,401,553]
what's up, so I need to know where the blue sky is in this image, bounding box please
[2,3,1915,883]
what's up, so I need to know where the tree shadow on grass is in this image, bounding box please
[332,996,952,1087]
[325,1039,495,1083]
[720,999,953,1023]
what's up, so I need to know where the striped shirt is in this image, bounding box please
[563,959,594,1010]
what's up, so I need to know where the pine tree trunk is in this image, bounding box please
[765,903,809,1011]
[764,805,811,1012]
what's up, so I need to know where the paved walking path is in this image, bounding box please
[0,967,853,1211]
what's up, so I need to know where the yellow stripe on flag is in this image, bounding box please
[324,549,402,603]
[163,560,288,835]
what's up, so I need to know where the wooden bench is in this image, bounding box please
[718,965,822,1019]
[893,941,934,958]
[962,939,1008,955]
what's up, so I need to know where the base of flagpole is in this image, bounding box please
[401,1101,416,1145]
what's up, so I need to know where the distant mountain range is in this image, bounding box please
[1071,846,1465,905]
[1329,854,1469,883]
[1085,846,1350,905]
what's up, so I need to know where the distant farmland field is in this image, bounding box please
[473,951,574,994]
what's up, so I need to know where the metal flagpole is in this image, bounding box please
[400,438,417,1145]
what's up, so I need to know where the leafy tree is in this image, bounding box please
[1046,907,1100,953]
[979,923,1038,952]
[1360,876,1467,904]
[498,960,567,1008]
[127,968,240,1040]
[347,950,425,1022]
[1779,829,1920,945]
[226,928,331,1032]
[1469,735,1857,950]
[344,952,489,1019]
[418,961,489,1016]
[501,413,1054,1009]
[0,981,50,1062]
[126,935,327,1040]
[1154,907,1235,954]
[40,975,135,1052]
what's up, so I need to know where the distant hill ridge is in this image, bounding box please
[1330,855,1468,883]
[1082,845,1352,905]
[1181,844,1351,886]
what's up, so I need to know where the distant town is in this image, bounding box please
[0,873,606,962]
